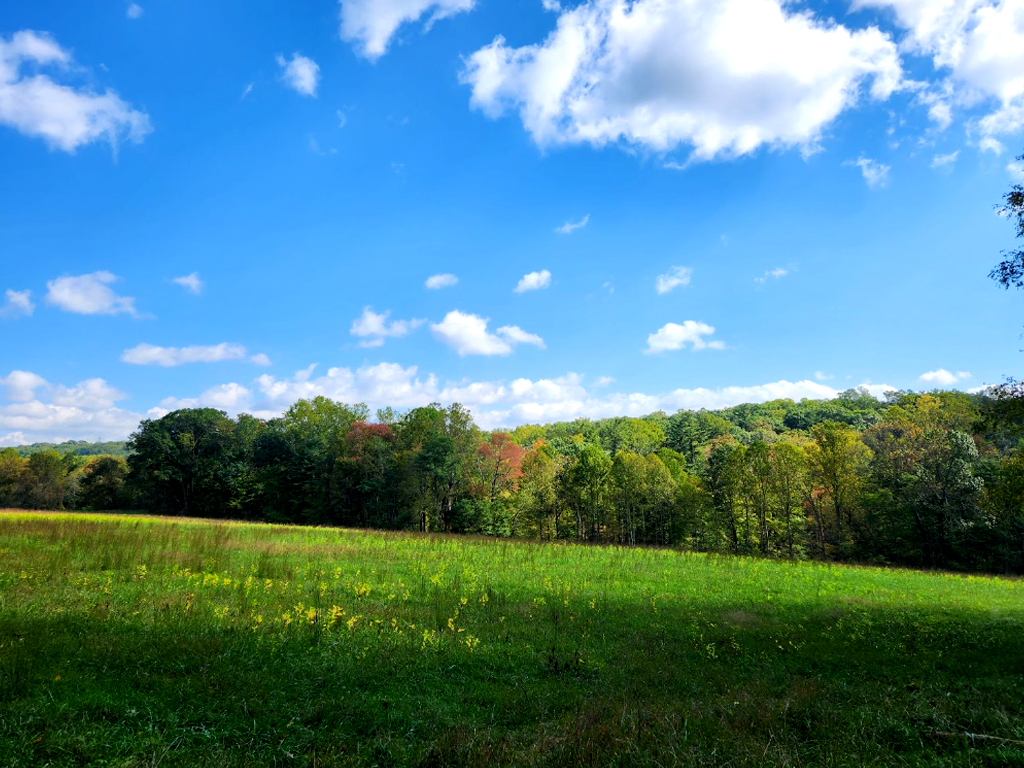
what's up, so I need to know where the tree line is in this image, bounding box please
[2,387,1021,573]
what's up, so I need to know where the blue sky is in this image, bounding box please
[1,0,1023,444]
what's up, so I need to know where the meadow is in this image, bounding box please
[0,511,1022,767]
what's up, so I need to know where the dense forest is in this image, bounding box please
[2,386,1022,573]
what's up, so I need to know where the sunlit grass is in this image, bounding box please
[1,510,1022,766]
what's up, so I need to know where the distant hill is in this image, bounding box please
[13,440,130,458]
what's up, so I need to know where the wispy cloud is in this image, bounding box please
[846,156,891,188]
[754,268,788,284]
[555,214,589,234]
[350,307,424,348]
[126,3,143,19]
[0,289,34,319]
[121,342,263,367]
[930,151,959,169]
[172,272,203,295]
[425,273,458,289]
[655,266,692,295]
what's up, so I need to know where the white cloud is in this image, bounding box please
[160,382,253,412]
[250,353,272,367]
[350,307,424,348]
[919,368,971,386]
[543,0,563,11]
[1009,160,1024,182]
[979,136,1004,154]
[121,343,251,367]
[1,289,34,318]
[276,53,320,97]
[339,0,476,60]
[336,109,347,128]
[461,0,902,160]
[126,3,143,19]
[754,267,788,284]
[0,30,152,153]
[244,364,894,430]
[45,271,137,316]
[425,273,459,289]
[1,370,48,402]
[555,214,589,234]
[430,310,544,356]
[847,156,891,188]
[655,266,692,295]
[814,370,834,381]
[930,150,959,168]
[0,371,140,445]
[173,272,203,294]
[495,325,546,348]
[51,378,127,409]
[241,82,254,100]
[645,321,725,353]
[855,0,1024,143]
[514,270,552,293]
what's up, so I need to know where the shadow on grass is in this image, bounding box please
[1,596,1023,768]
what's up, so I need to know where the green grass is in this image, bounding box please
[1,511,1023,767]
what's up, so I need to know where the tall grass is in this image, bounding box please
[0,510,1022,766]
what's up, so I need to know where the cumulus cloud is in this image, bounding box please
[0,362,907,442]
[555,214,589,234]
[919,368,971,386]
[847,156,891,188]
[461,0,902,160]
[754,267,788,284]
[160,382,253,412]
[425,273,458,289]
[350,307,424,348]
[514,270,552,293]
[854,0,1024,143]
[339,0,476,60]
[0,30,151,153]
[655,266,692,295]
[276,53,320,97]
[1,289,34,318]
[0,371,140,445]
[120,343,258,367]
[231,364,895,430]
[45,271,137,316]
[431,310,544,356]
[173,272,203,294]
[1,370,48,402]
[645,321,725,353]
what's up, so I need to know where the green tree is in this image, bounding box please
[0,448,26,507]
[989,149,1024,290]
[805,422,872,556]
[558,444,612,541]
[78,456,130,510]
[127,408,239,517]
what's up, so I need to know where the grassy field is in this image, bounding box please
[0,511,1022,767]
